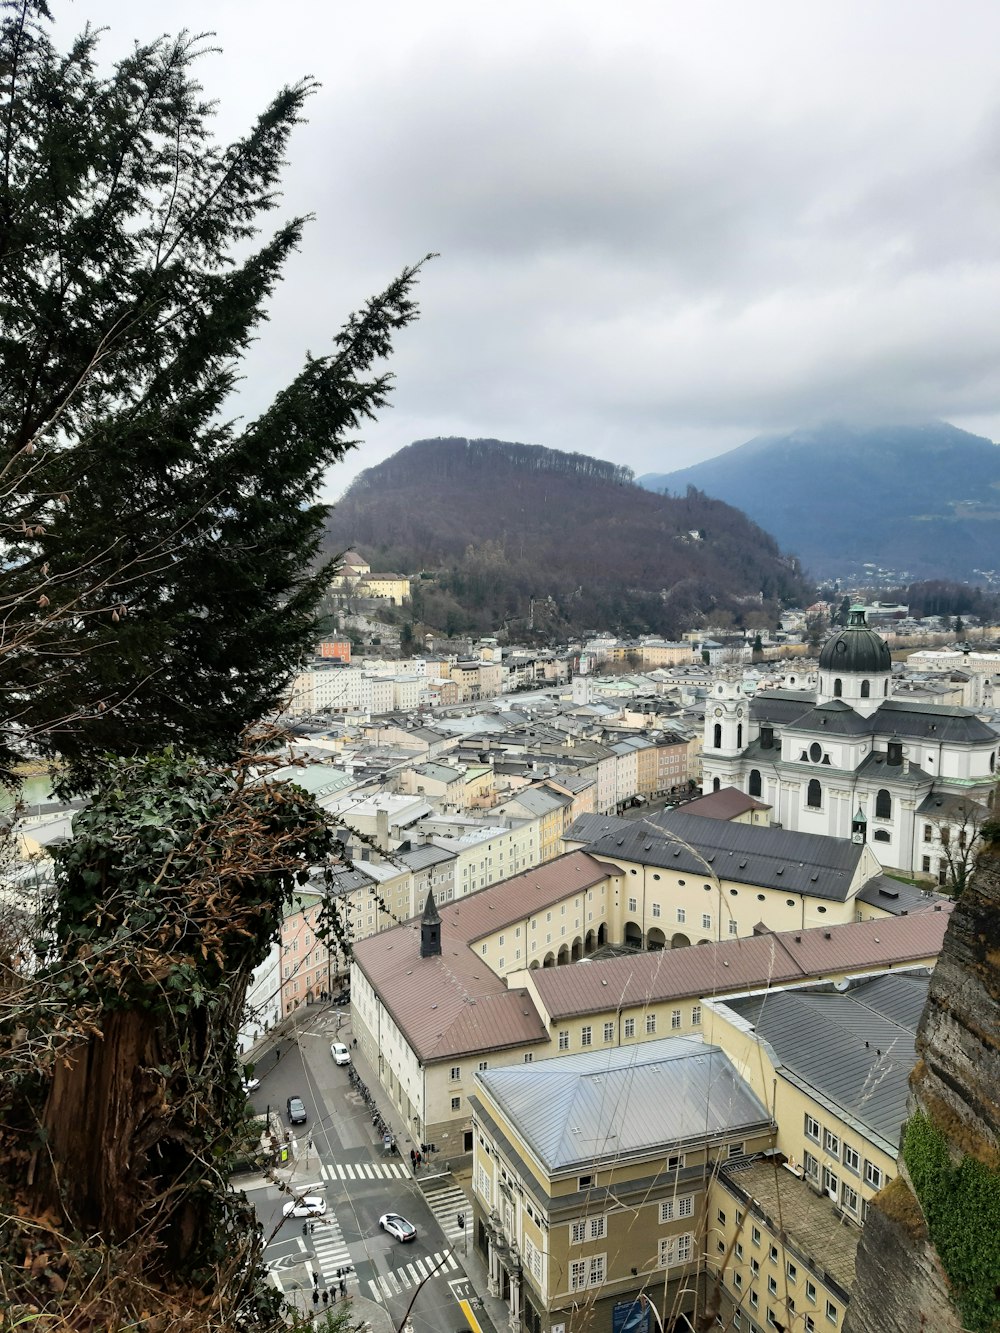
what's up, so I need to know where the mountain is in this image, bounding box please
[323,438,814,639]
[638,421,1000,583]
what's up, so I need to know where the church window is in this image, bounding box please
[809,742,822,763]
[748,769,762,798]
[873,829,890,843]
[875,789,891,820]
[883,679,889,696]
[713,724,722,749]
[713,777,721,792]
[861,679,871,698]
[737,724,743,748]
[807,779,822,809]
[992,752,996,774]
[833,678,842,697]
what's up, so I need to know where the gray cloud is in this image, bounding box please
[58,0,1000,495]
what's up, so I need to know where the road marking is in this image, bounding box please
[459,1297,486,1333]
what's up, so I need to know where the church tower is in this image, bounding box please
[816,606,892,718]
[420,889,441,958]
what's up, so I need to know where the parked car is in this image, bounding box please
[283,1195,326,1219]
[241,1075,261,1095]
[379,1212,417,1242]
[330,1042,350,1066]
[286,1095,307,1125]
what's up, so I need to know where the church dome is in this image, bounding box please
[818,606,891,674]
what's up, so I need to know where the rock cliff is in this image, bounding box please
[845,855,1000,1333]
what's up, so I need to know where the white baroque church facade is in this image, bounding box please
[701,608,1000,879]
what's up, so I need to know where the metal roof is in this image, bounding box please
[871,698,998,744]
[783,700,873,736]
[528,906,950,1019]
[724,972,929,1150]
[476,1037,771,1171]
[586,810,866,901]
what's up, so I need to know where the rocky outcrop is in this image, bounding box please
[845,854,1000,1333]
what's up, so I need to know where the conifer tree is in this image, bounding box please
[0,0,425,789]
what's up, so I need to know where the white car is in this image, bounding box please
[331,1042,350,1065]
[283,1195,327,1219]
[379,1212,417,1242]
[241,1076,261,1094]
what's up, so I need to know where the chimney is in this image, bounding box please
[376,807,390,851]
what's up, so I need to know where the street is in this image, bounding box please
[236,1005,480,1333]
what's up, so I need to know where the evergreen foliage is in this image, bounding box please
[0,0,425,789]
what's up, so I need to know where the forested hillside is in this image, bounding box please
[325,438,814,638]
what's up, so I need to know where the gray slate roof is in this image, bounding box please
[749,691,815,724]
[724,972,929,1151]
[586,809,865,901]
[783,700,873,736]
[476,1037,771,1172]
[855,874,949,915]
[871,698,998,743]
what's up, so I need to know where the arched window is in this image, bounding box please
[736,723,743,749]
[748,769,762,797]
[712,777,721,792]
[861,679,871,698]
[833,678,842,697]
[713,723,722,748]
[807,778,822,808]
[873,829,891,842]
[875,788,891,820]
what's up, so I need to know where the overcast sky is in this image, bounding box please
[62,0,1000,500]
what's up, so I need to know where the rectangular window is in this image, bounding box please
[804,1114,821,1142]
[843,1144,860,1174]
[751,1258,760,1276]
[826,1300,838,1324]
[451,1096,461,1111]
[752,1226,761,1247]
[581,1025,592,1047]
[589,1254,605,1285]
[768,1276,777,1296]
[624,1017,635,1038]
[523,1052,533,1063]
[672,1009,682,1029]
[652,902,661,918]
[823,1167,839,1197]
[667,1153,685,1171]
[804,1150,819,1181]
[589,1216,606,1239]
[659,1233,693,1267]
[728,1142,746,1159]
[729,918,739,936]
[841,1184,860,1215]
[717,1209,726,1225]
[769,1245,779,1264]
[750,1291,759,1311]
[864,1160,884,1189]
[806,1280,817,1302]
[570,1260,587,1292]
[627,896,638,912]
[691,1005,702,1026]
[922,855,931,872]
[735,1242,744,1261]
[677,907,686,923]
[678,1194,693,1217]
[604,1022,614,1042]
[558,1030,569,1050]
[578,1174,593,1190]
[451,1066,461,1081]
[787,1261,797,1283]
[571,1220,586,1244]
[646,1014,656,1034]
[477,1164,491,1204]
[702,913,711,930]
[824,1129,840,1157]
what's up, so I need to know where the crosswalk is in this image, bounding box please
[421,1181,472,1244]
[309,1214,353,1291]
[320,1161,408,1181]
[367,1249,459,1303]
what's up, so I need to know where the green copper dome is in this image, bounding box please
[818,606,891,674]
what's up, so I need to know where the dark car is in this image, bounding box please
[286,1095,307,1125]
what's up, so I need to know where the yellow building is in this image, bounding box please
[470,1037,775,1333]
[358,572,411,605]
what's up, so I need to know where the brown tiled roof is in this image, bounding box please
[681,786,772,819]
[353,920,548,1060]
[528,905,952,1019]
[441,851,616,943]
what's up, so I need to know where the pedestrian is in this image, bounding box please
[339,1277,347,1298]
[312,1272,319,1290]
[409,1148,416,1169]
[322,1290,329,1308]
[416,1150,422,1169]
[312,1288,319,1310]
